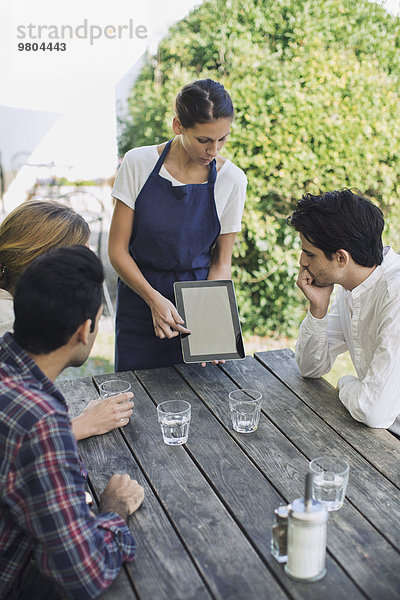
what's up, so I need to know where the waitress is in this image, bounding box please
[109,78,247,371]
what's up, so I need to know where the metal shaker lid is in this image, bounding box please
[274,505,290,521]
[289,498,328,523]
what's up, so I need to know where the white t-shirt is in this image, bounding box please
[112,145,247,234]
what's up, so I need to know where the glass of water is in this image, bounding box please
[228,389,262,433]
[309,456,350,511]
[157,400,191,445]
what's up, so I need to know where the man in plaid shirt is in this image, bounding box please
[0,246,144,600]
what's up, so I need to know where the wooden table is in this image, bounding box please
[58,349,400,600]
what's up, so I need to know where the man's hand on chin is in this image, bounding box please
[296,266,334,319]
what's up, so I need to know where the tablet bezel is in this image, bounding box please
[173,279,245,364]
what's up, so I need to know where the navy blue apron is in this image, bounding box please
[115,139,221,371]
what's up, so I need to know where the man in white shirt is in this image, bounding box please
[289,188,400,436]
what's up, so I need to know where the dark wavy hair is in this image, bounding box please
[14,245,104,354]
[175,79,234,128]
[288,189,384,267]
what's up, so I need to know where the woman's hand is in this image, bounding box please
[149,292,191,339]
[71,393,134,440]
[201,360,225,368]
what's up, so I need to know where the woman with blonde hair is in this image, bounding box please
[0,200,133,440]
[0,200,90,331]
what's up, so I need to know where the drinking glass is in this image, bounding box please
[309,456,350,511]
[157,400,191,445]
[228,389,262,433]
[99,379,131,399]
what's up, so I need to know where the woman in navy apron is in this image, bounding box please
[109,79,247,371]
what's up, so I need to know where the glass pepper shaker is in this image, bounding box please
[271,504,289,563]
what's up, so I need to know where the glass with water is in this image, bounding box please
[309,456,350,511]
[157,400,191,445]
[228,389,262,433]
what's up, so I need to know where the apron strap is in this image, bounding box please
[152,139,174,175]
[207,158,217,185]
[152,138,218,184]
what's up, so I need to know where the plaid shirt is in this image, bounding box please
[0,333,136,599]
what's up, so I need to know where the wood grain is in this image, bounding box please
[59,375,212,600]
[97,567,139,600]
[138,365,363,600]
[214,356,400,598]
[256,349,400,487]
[127,367,288,600]
[55,350,400,600]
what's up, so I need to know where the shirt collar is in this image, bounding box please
[349,246,393,299]
[0,332,67,409]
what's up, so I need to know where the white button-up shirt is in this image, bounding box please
[295,247,400,435]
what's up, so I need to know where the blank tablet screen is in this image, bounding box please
[174,280,245,363]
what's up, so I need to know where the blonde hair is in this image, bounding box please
[0,200,90,294]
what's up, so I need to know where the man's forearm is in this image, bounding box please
[338,374,400,430]
[295,311,332,378]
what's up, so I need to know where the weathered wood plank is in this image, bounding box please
[175,359,400,599]
[58,375,97,419]
[218,357,400,547]
[122,368,289,600]
[255,349,400,487]
[59,376,212,600]
[138,365,364,600]
[97,567,139,600]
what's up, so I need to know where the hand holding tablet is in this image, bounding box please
[173,280,245,364]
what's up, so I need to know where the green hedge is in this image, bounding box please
[119,0,400,337]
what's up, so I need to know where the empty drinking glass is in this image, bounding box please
[99,380,131,399]
[228,389,262,433]
[157,400,191,445]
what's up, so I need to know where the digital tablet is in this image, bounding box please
[173,280,245,364]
